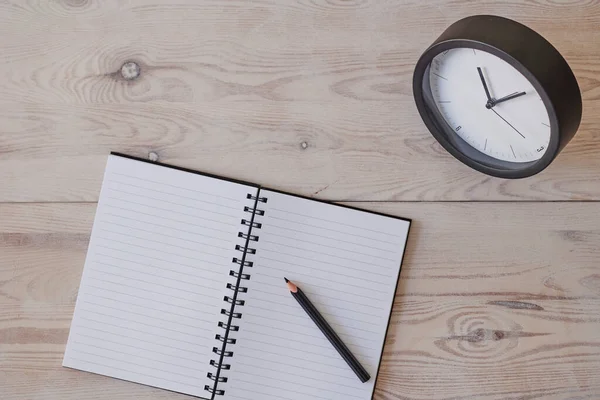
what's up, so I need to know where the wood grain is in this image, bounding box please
[1,0,600,201]
[2,1,600,399]
[1,202,599,399]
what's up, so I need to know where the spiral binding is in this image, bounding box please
[204,192,267,397]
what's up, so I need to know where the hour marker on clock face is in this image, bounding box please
[428,48,551,163]
[414,15,582,178]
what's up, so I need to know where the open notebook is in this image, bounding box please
[63,153,411,400]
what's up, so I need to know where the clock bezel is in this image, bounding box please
[413,40,560,179]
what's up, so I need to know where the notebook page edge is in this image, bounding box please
[259,186,412,224]
[63,154,114,367]
[63,153,261,398]
[368,216,411,400]
[263,189,412,400]
[222,189,410,400]
[110,152,260,190]
[62,365,212,400]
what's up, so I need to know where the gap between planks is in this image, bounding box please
[1,200,600,205]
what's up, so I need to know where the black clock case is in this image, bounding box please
[413,15,582,178]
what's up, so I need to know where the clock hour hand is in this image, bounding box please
[492,91,527,106]
[477,67,493,103]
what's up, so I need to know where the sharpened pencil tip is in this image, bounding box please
[285,278,298,293]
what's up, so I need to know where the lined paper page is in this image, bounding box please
[63,154,257,398]
[222,190,410,400]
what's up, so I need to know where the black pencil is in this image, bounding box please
[284,277,371,383]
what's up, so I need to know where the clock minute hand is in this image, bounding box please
[477,67,493,103]
[492,91,526,106]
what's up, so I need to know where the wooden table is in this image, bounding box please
[1,1,599,399]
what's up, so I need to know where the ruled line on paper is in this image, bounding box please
[250,272,386,302]
[67,356,201,388]
[71,348,204,380]
[84,282,217,311]
[111,172,241,202]
[103,222,231,249]
[239,337,375,371]
[98,228,232,257]
[233,375,364,400]
[227,390,297,400]
[74,325,212,361]
[106,187,239,219]
[243,310,379,335]
[258,255,391,283]
[88,271,220,302]
[105,201,235,233]
[246,293,381,325]
[231,379,335,400]
[223,189,408,400]
[241,328,370,358]
[243,303,378,332]
[262,239,398,263]
[256,266,390,294]
[268,207,406,238]
[244,298,380,326]
[237,344,364,371]
[72,342,205,370]
[96,241,228,265]
[243,311,377,341]
[266,224,396,253]
[64,154,261,397]
[109,179,242,211]
[259,249,391,279]
[235,360,363,386]
[241,337,341,362]
[73,334,202,364]
[79,313,210,337]
[242,329,336,351]
[247,286,384,310]
[262,236,397,260]
[246,290,383,320]
[76,332,206,359]
[94,253,224,282]
[83,294,211,324]
[77,327,208,355]
[227,387,319,400]
[92,259,224,289]
[267,216,400,245]
[103,213,232,242]
[97,231,229,260]
[80,301,213,327]
[244,321,376,348]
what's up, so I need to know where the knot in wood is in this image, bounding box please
[120,62,141,81]
[472,328,486,342]
[300,141,308,150]
[65,0,88,7]
[148,152,159,162]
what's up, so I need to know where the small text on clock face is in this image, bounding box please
[429,48,551,163]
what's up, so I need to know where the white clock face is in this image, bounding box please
[429,48,551,162]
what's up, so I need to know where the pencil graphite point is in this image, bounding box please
[285,278,298,293]
[284,277,289,283]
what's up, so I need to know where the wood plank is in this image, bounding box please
[1,0,600,201]
[1,202,599,399]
